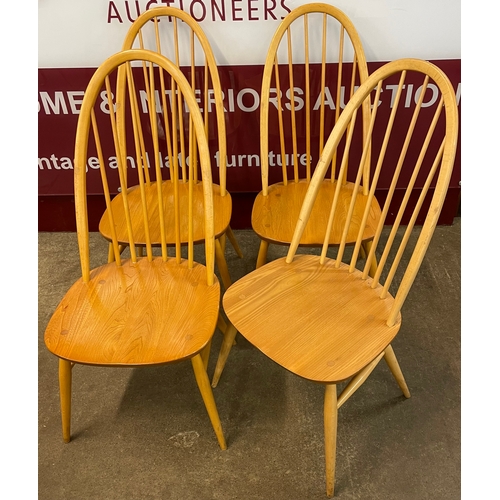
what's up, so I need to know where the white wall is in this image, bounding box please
[38,0,461,68]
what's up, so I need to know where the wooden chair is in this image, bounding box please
[253,3,380,273]
[44,49,227,450]
[215,58,459,496]
[98,7,242,290]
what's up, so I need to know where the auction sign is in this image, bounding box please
[38,0,461,227]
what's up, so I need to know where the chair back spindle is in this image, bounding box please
[122,7,227,195]
[252,3,378,271]
[287,58,459,327]
[261,3,371,196]
[75,50,216,286]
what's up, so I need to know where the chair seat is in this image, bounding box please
[251,179,381,246]
[223,254,401,383]
[44,257,221,366]
[99,182,232,245]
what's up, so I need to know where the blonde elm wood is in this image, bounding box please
[191,354,227,450]
[45,258,220,366]
[100,183,232,246]
[255,240,269,269]
[99,182,234,289]
[225,226,242,258]
[101,7,243,275]
[223,255,401,384]
[286,27,299,183]
[200,339,212,371]
[260,3,371,192]
[45,50,228,449]
[215,304,238,348]
[99,186,238,289]
[218,60,458,386]
[255,3,375,270]
[324,384,338,498]
[122,8,226,192]
[337,351,384,409]
[219,58,459,496]
[214,238,232,291]
[363,240,378,278]
[211,322,238,388]
[59,359,73,443]
[383,344,411,398]
[252,179,381,248]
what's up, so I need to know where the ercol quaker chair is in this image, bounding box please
[98,7,242,290]
[44,49,227,450]
[253,3,380,273]
[217,58,459,496]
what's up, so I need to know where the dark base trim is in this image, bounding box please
[38,188,460,232]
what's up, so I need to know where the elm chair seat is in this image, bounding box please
[252,179,381,247]
[100,182,232,246]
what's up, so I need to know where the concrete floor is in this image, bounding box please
[38,220,460,500]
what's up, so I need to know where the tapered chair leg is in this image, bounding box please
[217,311,237,348]
[220,232,227,253]
[211,322,238,388]
[215,238,232,290]
[200,339,212,371]
[225,226,243,258]
[384,344,411,398]
[256,240,269,269]
[217,312,227,334]
[59,358,73,443]
[359,244,367,260]
[191,354,227,450]
[324,384,338,498]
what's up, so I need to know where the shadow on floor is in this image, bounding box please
[38,220,460,500]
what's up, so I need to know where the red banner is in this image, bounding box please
[38,59,461,198]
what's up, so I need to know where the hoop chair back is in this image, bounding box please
[218,58,459,496]
[78,49,216,281]
[253,3,378,269]
[261,2,370,190]
[287,58,459,325]
[99,7,242,290]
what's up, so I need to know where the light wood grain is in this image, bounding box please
[99,182,232,246]
[337,352,384,409]
[223,255,400,383]
[191,354,227,450]
[45,258,220,366]
[100,6,242,282]
[58,359,72,443]
[324,384,337,497]
[252,179,381,247]
[255,2,374,270]
[221,57,460,496]
[45,50,227,449]
[211,321,238,388]
[383,344,411,398]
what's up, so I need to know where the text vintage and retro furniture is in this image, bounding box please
[252,3,380,272]
[98,7,242,290]
[219,58,459,496]
[44,49,227,450]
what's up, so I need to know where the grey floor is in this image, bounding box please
[38,220,460,500]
